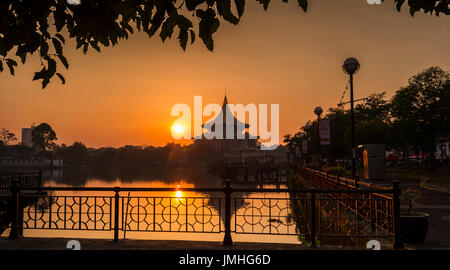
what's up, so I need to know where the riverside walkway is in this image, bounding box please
[0,237,364,250]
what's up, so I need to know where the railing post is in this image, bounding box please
[38,170,42,189]
[223,179,233,246]
[309,187,317,248]
[369,191,375,232]
[114,186,120,242]
[354,175,359,189]
[392,180,403,249]
[8,179,20,240]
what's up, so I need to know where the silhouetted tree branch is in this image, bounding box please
[0,0,448,88]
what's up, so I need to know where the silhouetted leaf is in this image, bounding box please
[6,59,17,75]
[178,29,188,50]
[395,0,406,11]
[199,20,213,51]
[0,61,3,72]
[160,16,177,42]
[16,45,28,64]
[55,33,65,44]
[42,78,50,89]
[176,15,194,29]
[190,30,195,44]
[0,38,6,57]
[56,73,65,84]
[148,10,165,37]
[256,0,270,10]
[52,38,63,55]
[89,41,101,52]
[198,8,220,51]
[40,42,49,57]
[33,67,47,81]
[57,54,69,69]
[19,54,26,64]
[298,0,308,12]
[47,58,57,77]
[235,0,245,18]
[186,0,206,11]
[217,0,239,24]
[435,1,450,15]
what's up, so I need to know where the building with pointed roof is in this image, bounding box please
[198,95,258,159]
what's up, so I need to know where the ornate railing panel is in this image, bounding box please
[122,197,222,233]
[316,196,392,238]
[295,165,395,236]
[23,196,112,230]
[234,197,307,235]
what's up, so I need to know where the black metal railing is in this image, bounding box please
[0,171,42,191]
[295,165,403,249]
[1,179,403,249]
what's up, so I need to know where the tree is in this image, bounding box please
[354,92,390,124]
[326,107,351,161]
[0,128,17,145]
[391,66,450,168]
[56,141,87,165]
[0,0,448,88]
[351,92,393,146]
[31,122,57,151]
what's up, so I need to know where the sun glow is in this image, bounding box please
[175,185,183,198]
[171,122,186,136]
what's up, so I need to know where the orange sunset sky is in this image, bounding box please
[1,0,449,148]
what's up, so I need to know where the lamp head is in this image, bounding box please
[314,106,323,116]
[342,57,360,75]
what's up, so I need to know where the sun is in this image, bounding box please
[171,122,185,136]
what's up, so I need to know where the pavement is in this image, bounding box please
[0,237,362,250]
[361,173,450,250]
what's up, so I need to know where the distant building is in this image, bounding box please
[196,95,287,164]
[21,124,35,147]
[199,95,258,156]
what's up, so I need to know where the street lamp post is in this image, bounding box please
[314,107,323,169]
[342,57,360,180]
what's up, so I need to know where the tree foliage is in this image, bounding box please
[56,141,87,164]
[0,0,448,88]
[0,128,17,145]
[390,66,450,164]
[31,122,57,151]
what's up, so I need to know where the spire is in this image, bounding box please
[222,94,228,106]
